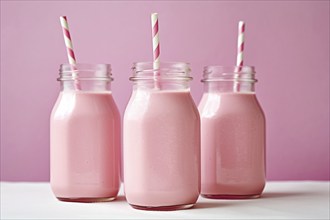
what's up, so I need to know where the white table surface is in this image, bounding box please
[1,181,329,219]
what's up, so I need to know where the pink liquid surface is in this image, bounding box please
[198,93,265,197]
[124,90,200,208]
[50,91,121,200]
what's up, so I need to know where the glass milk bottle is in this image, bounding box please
[50,64,121,202]
[123,62,200,210]
[198,66,266,199]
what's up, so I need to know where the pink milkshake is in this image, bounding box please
[123,62,200,210]
[199,66,266,199]
[50,64,121,202]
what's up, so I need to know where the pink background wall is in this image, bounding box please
[1,1,329,181]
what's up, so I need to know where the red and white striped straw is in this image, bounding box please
[151,13,160,66]
[236,21,245,70]
[151,13,161,89]
[60,16,80,90]
[60,16,77,65]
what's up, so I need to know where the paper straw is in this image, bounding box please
[60,16,77,64]
[60,16,80,90]
[236,21,245,70]
[151,13,160,89]
[234,21,245,92]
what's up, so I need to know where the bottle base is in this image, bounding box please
[57,196,116,203]
[130,203,194,211]
[201,194,261,199]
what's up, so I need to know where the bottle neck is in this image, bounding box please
[202,66,257,93]
[204,81,256,93]
[131,62,192,91]
[60,80,112,92]
[59,64,113,92]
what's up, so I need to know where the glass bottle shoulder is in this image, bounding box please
[198,92,264,119]
[124,89,199,120]
[51,91,119,120]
